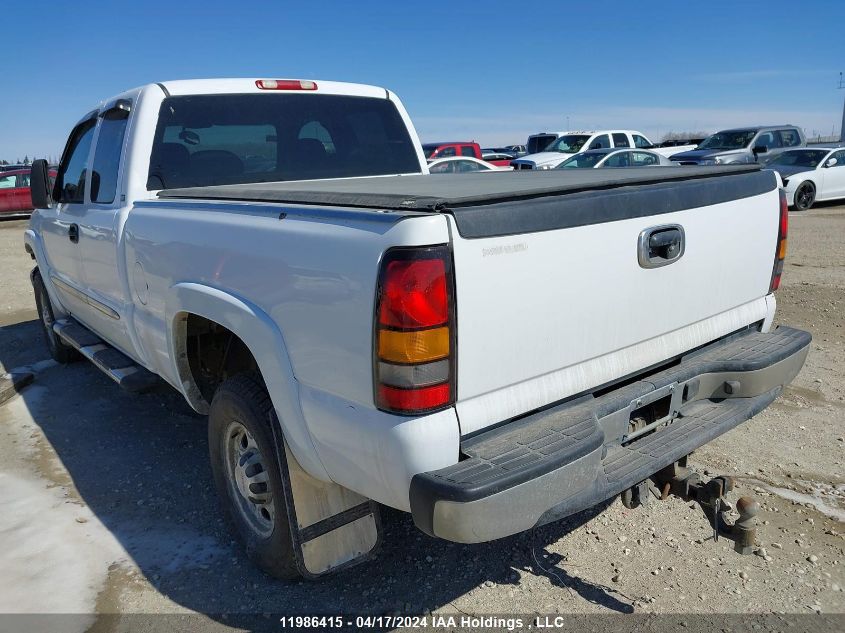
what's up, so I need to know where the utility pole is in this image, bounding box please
[839,72,844,143]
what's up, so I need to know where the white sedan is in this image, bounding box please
[556,148,676,169]
[427,157,510,173]
[764,147,845,210]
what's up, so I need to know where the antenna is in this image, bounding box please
[839,72,845,143]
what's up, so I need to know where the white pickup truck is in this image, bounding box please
[515,130,697,170]
[25,78,810,579]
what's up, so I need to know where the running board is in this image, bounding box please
[52,319,161,393]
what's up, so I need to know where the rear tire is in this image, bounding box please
[32,270,79,364]
[793,182,815,211]
[208,372,300,580]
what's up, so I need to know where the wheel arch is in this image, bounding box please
[165,282,331,482]
[792,178,818,209]
[24,228,69,318]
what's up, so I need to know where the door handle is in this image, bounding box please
[638,224,684,268]
[68,224,79,244]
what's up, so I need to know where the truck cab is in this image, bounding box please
[421,141,483,161]
[513,129,674,170]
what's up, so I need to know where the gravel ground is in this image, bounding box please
[0,204,843,632]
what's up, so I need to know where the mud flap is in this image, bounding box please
[268,412,381,579]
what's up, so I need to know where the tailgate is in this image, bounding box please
[448,169,780,435]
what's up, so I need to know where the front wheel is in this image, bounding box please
[793,182,816,211]
[208,372,299,579]
[32,270,79,364]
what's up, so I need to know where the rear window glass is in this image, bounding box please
[147,94,422,189]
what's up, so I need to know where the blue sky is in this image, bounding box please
[2,0,843,161]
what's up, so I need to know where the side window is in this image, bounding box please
[457,160,483,172]
[589,134,610,149]
[56,120,96,203]
[91,110,130,204]
[0,174,16,189]
[633,134,652,149]
[612,133,630,148]
[632,151,658,166]
[603,152,631,167]
[438,146,456,158]
[755,131,779,149]
[18,173,31,187]
[778,129,801,148]
[460,146,476,157]
[429,161,453,173]
[831,150,845,166]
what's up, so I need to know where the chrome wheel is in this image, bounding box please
[224,421,275,537]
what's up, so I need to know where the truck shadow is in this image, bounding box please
[0,320,633,630]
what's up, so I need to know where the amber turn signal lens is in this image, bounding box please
[378,327,449,364]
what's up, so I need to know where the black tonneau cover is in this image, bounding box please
[158,165,776,239]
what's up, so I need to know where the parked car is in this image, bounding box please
[556,148,675,169]
[513,130,692,170]
[26,77,808,582]
[0,164,28,172]
[0,168,56,217]
[428,156,506,172]
[670,126,805,165]
[480,151,516,167]
[764,147,845,210]
[421,142,482,160]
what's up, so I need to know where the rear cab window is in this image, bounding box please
[778,129,802,148]
[147,93,422,189]
[612,133,630,148]
[633,134,652,149]
[91,104,131,204]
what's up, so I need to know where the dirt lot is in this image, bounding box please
[0,204,843,632]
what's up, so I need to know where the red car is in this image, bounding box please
[422,141,483,161]
[0,168,56,216]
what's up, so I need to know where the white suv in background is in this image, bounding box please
[514,130,694,170]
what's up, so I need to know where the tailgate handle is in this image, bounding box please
[638,224,684,268]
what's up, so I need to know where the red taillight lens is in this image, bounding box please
[377,383,451,412]
[769,189,789,292]
[375,246,455,415]
[379,259,448,329]
[255,79,317,91]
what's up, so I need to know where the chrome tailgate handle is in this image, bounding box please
[638,224,685,268]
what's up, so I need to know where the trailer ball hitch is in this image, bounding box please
[624,457,760,555]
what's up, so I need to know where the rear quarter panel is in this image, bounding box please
[123,201,459,508]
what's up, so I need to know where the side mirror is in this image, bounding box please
[752,145,768,155]
[825,157,838,168]
[29,159,53,209]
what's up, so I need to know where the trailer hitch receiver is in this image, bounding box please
[624,456,760,555]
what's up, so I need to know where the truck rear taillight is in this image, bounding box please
[769,189,789,292]
[255,79,317,91]
[374,246,455,415]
